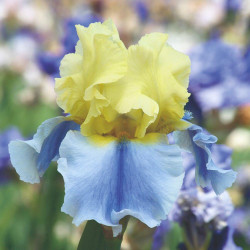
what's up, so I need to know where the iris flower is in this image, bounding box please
[9,20,237,235]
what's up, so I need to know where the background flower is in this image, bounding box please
[189,38,250,112]
[0,127,23,169]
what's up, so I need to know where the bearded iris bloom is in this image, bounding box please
[9,20,237,235]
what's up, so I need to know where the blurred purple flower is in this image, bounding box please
[168,189,233,228]
[167,188,241,250]
[152,220,171,250]
[229,208,250,245]
[235,167,250,205]
[240,45,250,82]
[189,38,250,112]
[37,53,61,78]
[0,127,23,169]
[225,0,242,12]
[193,79,250,112]
[134,1,149,22]
[189,38,241,88]
[228,167,250,245]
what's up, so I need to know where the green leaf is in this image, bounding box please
[162,222,183,250]
[77,220,123,250]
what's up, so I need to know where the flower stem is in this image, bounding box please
[77,217,129,250]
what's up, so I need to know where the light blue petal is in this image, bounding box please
[173,124,237,194]
[8,140,40,184]
[9,117,79,183]
[57,131,184,236]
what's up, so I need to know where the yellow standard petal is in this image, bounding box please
[109,32,190,138]
[55,20,127,135]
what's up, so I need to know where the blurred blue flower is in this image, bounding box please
[225,0,242,12]
[168,187,241,250]
[153,187,241,250]
[152,220,171,250]
[37,53,61,78]
[134,1,149,22]
[0,127,23,169]
[235,167,250,205]
[190,38,241,89]
[189,38,250,111]
[229,208,250,245]
[240,45,250,82]
[169,188,233,226]
[227,167,250,245]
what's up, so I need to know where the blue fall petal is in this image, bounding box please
[181,144,233,191]
[37,120,80,176]
[173,124,237,195]
[9,117,79,183]
[57,131,184,236]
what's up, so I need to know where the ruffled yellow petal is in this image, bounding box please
[75,40,83,55]
[110,32,190,138]
[159,45,191,88]
[81,115,114,137]
[55,20,190,139]
[59,53,82,77]
[150,63,190,133]
[138,32,168,58]
[82,34,127,100]
[55,73,88,120]
[55,20,127,135]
